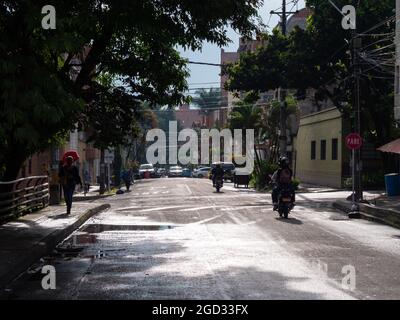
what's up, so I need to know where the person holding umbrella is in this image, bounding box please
[59,154,82,214]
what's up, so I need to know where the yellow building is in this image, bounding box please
[294,107,346,188]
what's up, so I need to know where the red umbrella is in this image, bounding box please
[62,150,80,163]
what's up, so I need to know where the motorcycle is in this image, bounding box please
[277,185,295,219]
[214,176,223,193]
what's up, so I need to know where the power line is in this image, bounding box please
[357,15,395,36]
[187,60,222,67]
[187,82,220,86]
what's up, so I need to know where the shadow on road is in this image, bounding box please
[275,217,303,225]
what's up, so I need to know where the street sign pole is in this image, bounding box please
[346,133,362,218]
[349,149,360,218]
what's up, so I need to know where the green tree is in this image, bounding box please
[0,0,263,182]
[191,88,223,119]
[225,0,398,170]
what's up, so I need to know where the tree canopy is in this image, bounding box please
[0,0,263,180]
[225,0,397,153]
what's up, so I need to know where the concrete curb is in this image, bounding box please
[0,203,110,289]
[333,200,400,229]
[73,194,114,202]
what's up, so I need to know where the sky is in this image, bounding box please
[178,0,305,92]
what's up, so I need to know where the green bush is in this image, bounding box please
[344,171,385,190]
[363,170,385,190]
[292,178,300,190]
[251,160,279,190]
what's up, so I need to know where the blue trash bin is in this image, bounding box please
[384,173,400,197]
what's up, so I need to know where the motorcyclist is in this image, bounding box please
[211,163,224,187]
[271,156,295,211]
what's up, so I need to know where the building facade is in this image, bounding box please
[294,107,345,188]
[395,0,400,122]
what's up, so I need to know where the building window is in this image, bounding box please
[332,138,338,160]
[321,140,326,160]
[311,141,316,160]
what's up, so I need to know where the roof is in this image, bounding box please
[377,138,400,154]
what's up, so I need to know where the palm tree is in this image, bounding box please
[229,97,299,167]
[228,101,265,173]
[191,88,223,126]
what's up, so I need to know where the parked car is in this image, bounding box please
[181,168,192,177]
[168,166,183,177]
[155,168,167,177]
[211,162,236,182]
[192,167,210,178]
[139,163,155,178]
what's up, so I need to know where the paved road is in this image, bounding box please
[5,178,400,299]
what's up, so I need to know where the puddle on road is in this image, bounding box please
[80,224,175,233]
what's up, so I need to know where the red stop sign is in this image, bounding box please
[345,133,363,150]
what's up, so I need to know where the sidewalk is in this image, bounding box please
[298,183,345,193]
[73,185,115,201]
[333,193,400,229]
[0,201,110,288]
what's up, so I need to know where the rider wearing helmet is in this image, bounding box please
[211,163,224,187]
[271,156,295,211]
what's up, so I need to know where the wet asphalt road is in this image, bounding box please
[4,178,400,299]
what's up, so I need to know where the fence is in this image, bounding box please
[0,176,49,220]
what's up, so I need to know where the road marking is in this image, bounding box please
[219,205,267,211]
[184,184,192,195]
[138,205,187,212]
[179,206,217,212]
[188,215,223,225]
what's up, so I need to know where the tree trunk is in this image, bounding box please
[113,147,122,187]
[254,145,261,175]
[0,149,27,195]
[99,148,105,195]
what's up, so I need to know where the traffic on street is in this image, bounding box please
[4,177,400,300]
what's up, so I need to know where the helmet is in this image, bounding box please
[279,156,289,168]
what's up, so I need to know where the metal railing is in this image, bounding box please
[0,176,49,219]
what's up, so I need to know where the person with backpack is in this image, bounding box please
[59,156,82,214]
[271,156,295,211]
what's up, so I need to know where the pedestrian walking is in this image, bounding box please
[121,169,133,191]
[59,156,82,214]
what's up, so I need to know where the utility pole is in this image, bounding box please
[353,33,363,203]
[328,0,363,214]
[271,0,298,157]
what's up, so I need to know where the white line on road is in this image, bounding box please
[184,184,192,195]
[188,215,223,225]
[136,205,188,212]
[179,206,217,212]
